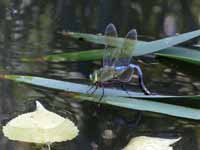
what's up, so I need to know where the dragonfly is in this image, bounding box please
[89,23,151,99]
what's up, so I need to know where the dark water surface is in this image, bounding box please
[0,0,200,150]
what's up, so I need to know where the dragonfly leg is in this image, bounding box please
[87,82,99,96]
[88,82,105,100]
[129,64,151,95]
[120,82,130,96]
[125,111,142,128]
[90,84,98,95]
[99,83,104,102]
[96,83,104,108]
[87,84,96,94]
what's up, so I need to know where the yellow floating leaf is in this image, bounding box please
[123,136,181,150]
[3,101,79,144]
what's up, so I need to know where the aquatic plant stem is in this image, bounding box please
[47,143,51,150]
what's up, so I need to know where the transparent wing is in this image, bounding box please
[113,29,137,66]
[103,23,118,67]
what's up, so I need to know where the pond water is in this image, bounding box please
[0,0,200,150]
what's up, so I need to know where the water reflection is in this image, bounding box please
[0,0,199,150]
[163,15,177,36]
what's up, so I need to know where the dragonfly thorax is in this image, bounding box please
[89,67,117,83]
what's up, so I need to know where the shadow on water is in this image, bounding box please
[0,0,200,150]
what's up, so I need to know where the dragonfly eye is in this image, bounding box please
[89,73,96,82]
[94,72,98,82]
[89,70,99,83]
[89,74,93,81]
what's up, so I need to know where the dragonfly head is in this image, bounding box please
[89,70,99,83]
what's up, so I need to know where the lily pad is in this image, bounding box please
[3,101,79,144]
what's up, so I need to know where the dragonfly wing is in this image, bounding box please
[113,29,137,66]
[103,23,118,67]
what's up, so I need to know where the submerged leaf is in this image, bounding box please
[123,136,181,150]
[3,101,79,144]
[44,49,103,62]
[24,46,200,65]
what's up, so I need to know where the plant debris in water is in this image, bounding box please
[123,136,181,150]
[3,101,79,145]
